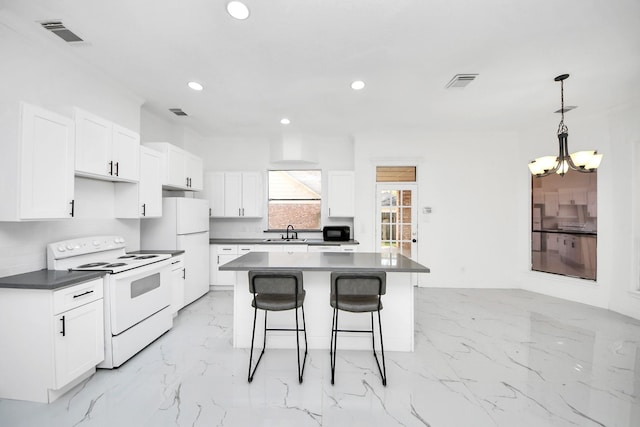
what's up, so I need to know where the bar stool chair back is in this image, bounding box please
[248,270,308,383]
[330,271,387,386]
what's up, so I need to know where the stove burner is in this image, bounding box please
[134,255,158,260]
[77,262,109,268]
[118,255,137,259]
[104,263,127,268]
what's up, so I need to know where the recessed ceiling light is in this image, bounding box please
[351,80,365,90]
[188,81,203,91]
[227,1,250,20]
[280,118,291,125]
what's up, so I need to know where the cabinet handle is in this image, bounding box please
[171,260,180,265]
[186,177,191,187]
[109,161,113,176]
[115,162,119,177]
[69,200,75,217]
[209,208,212,217]
[183,268,186,279]
[73,290,94,298]
[60,315,66,337]
[329,208,331,216]
[142,203,146,216]
[217,255,220,264]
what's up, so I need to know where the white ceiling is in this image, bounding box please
[3,0,640,139]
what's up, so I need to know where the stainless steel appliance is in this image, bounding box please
[140,197,210,307]
[323,226,351,241]
[47,236,172,368]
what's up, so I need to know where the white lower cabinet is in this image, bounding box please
[170,255,186,315]
[0,278,104,403]
[210,244,255,287]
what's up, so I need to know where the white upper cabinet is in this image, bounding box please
[204,171,262,218]
[115,146,163,218]
[111,124,140,182]
[0,103,75,221]
[204,172,225,217]
[327,171,355,217]
[138,147,163,217]
[144,142,203,191]
[74,108,139,182]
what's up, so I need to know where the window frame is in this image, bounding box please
[267,169,323,232]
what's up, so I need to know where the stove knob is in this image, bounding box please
[66,244,74,251]
[57,245,66,252]
[93,240,100,247]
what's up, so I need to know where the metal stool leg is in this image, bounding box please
[248,308,267,383]
[372,309,387,386]
[295,304,309,383]
[330,307,339,385]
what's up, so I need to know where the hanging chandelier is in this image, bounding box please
[528,74,603,177]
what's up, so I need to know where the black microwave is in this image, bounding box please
[323,226,351,241]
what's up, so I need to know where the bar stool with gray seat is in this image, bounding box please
[330,271,387,386]
[247,270,308,383]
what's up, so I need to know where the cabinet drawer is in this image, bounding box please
[307,245,340,252]
[238,245,255,254]
[216,245,238,255]
[169,255,185,270]
[53,278,103,315]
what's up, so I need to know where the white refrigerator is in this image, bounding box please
[141,197,210,307]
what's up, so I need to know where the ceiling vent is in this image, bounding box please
[40,21,84,43]
[169,108,188,116]
[445,74,478,89]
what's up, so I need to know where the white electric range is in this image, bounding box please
[47,235,173,369]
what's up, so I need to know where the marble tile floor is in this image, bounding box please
[1,288,639,427]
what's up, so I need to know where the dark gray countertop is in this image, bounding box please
[128,250,185,257]
[0,270,105,290]
[209,238,359,246]
[219,251,430,273]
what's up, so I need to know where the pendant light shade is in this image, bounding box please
[528,74,602,177]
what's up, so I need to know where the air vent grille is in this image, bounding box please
[169,108,188,116]
[445,74,478,89]
[40,21,84,43]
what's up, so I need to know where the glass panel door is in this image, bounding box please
[376,184,417,260]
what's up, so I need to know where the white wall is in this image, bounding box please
[0,12,142,277]
[353,131,521,289]
[518,99,640,320]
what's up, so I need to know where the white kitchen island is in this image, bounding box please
[220,251,430,352]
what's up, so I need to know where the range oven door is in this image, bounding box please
[108,260,171,335]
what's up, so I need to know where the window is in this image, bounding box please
[531,170,597,280]
[268,170,322,230]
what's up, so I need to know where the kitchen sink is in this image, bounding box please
[262,238,307,243]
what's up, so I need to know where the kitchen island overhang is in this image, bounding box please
[220,252,430,352]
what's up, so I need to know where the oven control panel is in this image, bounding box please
[48,236,127,260]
